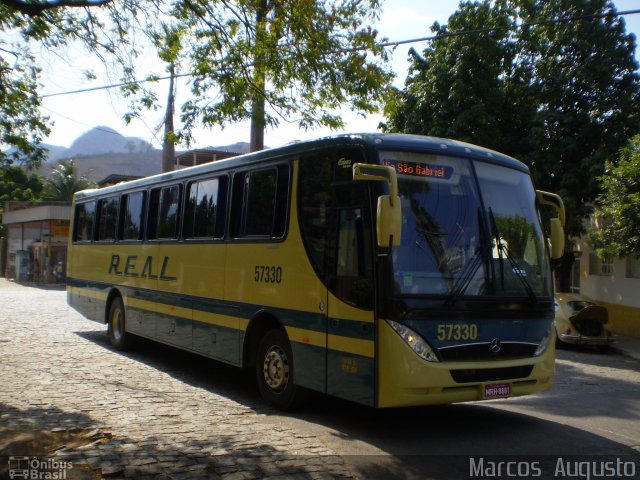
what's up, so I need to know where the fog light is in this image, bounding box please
[387,320,440,362]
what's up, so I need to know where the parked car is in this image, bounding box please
[554,293,615,348]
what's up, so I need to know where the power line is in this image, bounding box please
[41,105,162,144]
[378,8,640,49]
[40,8,640,99]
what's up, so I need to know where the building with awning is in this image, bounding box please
[1,201,71,284]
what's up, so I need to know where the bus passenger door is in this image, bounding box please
[326,183,376,406]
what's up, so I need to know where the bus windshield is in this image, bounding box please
[381,151,552,299]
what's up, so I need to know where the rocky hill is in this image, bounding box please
[40,127,252,183]
[44,126,155,162]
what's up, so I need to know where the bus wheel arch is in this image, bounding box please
[105,288,124,325]
[242,312,284,369]
[244,313,306,410]
[106,290,134,351]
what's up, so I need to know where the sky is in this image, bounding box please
[37,0,640,151]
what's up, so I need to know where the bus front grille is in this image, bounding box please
[438,342,538,361]
[450,365,534,383]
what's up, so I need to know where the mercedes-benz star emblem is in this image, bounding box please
[490,338,502,353]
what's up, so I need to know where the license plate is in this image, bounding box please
[483,383,512,399]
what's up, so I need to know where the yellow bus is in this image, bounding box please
[67,133,565,409]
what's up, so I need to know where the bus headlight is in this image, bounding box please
[387,320,440,362]
[534,326,553,356]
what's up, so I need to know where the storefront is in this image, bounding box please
[2,202,71,284]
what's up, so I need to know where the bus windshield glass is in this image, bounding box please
[381,151,552,299]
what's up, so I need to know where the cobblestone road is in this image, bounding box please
[0,280,353,479]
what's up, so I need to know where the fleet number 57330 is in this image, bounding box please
[437,324,478,341]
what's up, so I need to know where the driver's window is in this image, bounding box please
[330,187,373,310]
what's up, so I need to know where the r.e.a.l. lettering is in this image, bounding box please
[108,254,177,281]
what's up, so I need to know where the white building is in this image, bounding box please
[571,233,640,338]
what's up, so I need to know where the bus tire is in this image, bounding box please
[107,296,134,351]
[256,329,305,410]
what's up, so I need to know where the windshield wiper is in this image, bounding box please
[445,208,489,306]
[488,208,538,304]
[445,250,483,306]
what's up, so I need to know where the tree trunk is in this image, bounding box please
[554,251,575,293]
[162,65,176,173]
[250,94,265,152]
[249,0,268,153]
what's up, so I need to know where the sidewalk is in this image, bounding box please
[612,333,640,361]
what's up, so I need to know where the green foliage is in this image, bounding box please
[0,47,50,169]
[517,0,640,236]
[0,165,44,201]
[2,0,391,158]
[385,0,532,157]
[0,165,44,237]
[1,0,162,165]
[42,160,94,201]
[385,0,640,237]
[175,0,393,147]
[590,134,640,258]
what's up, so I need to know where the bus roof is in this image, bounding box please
[73,133,529,200]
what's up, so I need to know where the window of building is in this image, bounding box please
[148,185,181,240]
[184,176,228,239]
[121,191,145,241]
[589,253,613,276]
[74,202,96,242]
[626,256,640,279]
[97,196,119,241]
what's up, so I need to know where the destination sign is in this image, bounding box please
[383,159,453,179]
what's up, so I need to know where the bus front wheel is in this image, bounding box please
[256,329,304,410]
[107,297,134,351]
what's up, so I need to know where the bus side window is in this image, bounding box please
[243,168,277,236]
[336,208,366,277]
[120,191,145,241]
[148,185,181,240]
[97,196,119,242]
[231,164,289,239]
[74,201,96,242]
[184,176,228,239]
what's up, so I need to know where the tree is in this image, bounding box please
[0,165,44,237]
[42,160,93,201]
[1,0,113,15]
[153,25,184,173]
[1,0,162,166]
[385,0,640,291]
[384,0,535,158]
[386,0,640,235]
[589,134,640,258]
[515,0,640,237]
[0,46,51,168]
[176,0,393,151]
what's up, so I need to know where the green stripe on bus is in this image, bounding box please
[67,277,375,341]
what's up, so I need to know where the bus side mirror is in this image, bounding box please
[353,163,402,248]
[549,218,565,260]
[536,190,566,260]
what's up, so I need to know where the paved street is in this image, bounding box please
[1,280,640,480]
[0,281,350,479]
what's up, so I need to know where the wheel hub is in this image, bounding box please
[263,346,289,392]
[112,309,123,341]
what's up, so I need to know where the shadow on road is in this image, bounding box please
[74,328,640,480]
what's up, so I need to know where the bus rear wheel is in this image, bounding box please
[107,296,134,350]
[256,329,305,410]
